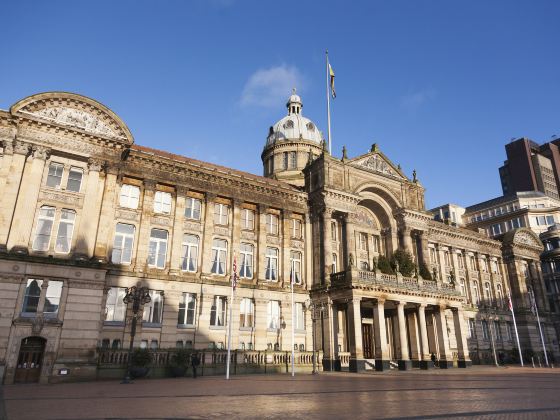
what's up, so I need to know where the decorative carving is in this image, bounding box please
[290,240,304,249]
[88,158,104,172]
[184,221,203,232]
[31,315,45,334]
[354,209,377,229]
[241,230,256,241]
[266,235,281,245]
[150,216,171,227]
[40,190,81,206]
[28,107,118,138]
[514,231,541,248]
[32,145,50,160]
[357,154,398,177]
[2,139,14,155]
[143,179,157,190]
[214,226,230,236]
[13,140,30,155]
[116,209,140,222]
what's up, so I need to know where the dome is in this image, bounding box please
[266,90,324,147]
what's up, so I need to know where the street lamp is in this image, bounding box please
[305,299,325,374]
[122,285,151,384]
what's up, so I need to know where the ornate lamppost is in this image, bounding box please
[122,285,151,384]
[306,299,325,374]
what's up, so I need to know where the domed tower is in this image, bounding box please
[262,89,325,187]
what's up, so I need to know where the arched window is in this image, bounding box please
[472,281,480,305]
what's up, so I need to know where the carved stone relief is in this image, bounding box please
[28,107,118,139]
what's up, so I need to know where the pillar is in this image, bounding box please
[7,145,49,253]
[74,158,104,258]
[322,208,333,284]
[322,299,338,371]
[347,297,364,372]
[134,180,156,271]
[93,165,119,262]
[373,298,390,371]
[402,227,413,257]
[304,214,313,288]
[397,301,411,370]
[434,304,453,368]
[452,307,471,368]
[256,204,268,284]
[344,213,356,269]
[169,186,187,274]
[407,311,421,364]
[281,210,291,287]
[417,304,433,369]
[200,193,217,275]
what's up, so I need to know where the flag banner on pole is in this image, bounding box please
[328,63,336,99]
[529,289,537,315]
[232,255,238,291]
[507,293,513,311]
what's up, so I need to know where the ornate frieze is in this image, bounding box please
[150,216,171,227]
[266,235,281,246]
[115,209,140,222]
[39,189,82,207]
[241,230,257,241]
[290,240,304,249]
[184,221,203,232]
[214,226,230,237]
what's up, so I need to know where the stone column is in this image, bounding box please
[419,231,429,267]
[417,304,433,369]
[254,298,268,350]
[0,138,25,250]
[282,210,291,287]
[7,145,49,253]
[434,304,453,368]
[397,301,411,370]
[402,227,414,257]
[373,298,390,371]
[344,213,356,270]
[74,158,104,259]
[437,246,447,284]
[407,311,421,363]
[304,214,313,288]
[322,209,333,284]
[200,193,216,275]
[347,297,364,372]
[256,204,268,284]
[93,165,119,262]
[169,186,187,274]
[134,180,156,271]
[452,307,471,368]
[322,299,338,371]
[230,199,242,279]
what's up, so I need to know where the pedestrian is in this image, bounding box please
[191,352,200,378]
[431,352,438,367]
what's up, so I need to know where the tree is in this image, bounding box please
[390,250,416,277]
[377,255,394,274]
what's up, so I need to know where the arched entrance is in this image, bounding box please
[14,336,46,383]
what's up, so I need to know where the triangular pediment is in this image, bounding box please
[349,150,407,180]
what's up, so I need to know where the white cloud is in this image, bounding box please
[240,65,303,108]
[401,89,437,109]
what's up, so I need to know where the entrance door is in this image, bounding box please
[14,337,46,383]
[362,324,373,359]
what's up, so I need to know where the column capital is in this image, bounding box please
[376,298,386,306]
[418,303,427,309]
[143,179,157,190]
[13,140,30,156]
[257,203,269,213]
[87,158,104,172]
[176,185,189,196]
[283,209,293,219]
[438,303,448,312]
[2,139,14,155]
[397,300,407,307]
[32,145,50,160]
[105,164,120,176]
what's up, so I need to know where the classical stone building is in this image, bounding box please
[0,91,556,384]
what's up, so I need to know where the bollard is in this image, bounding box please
[531,357,535,368]
[538,356,542,368]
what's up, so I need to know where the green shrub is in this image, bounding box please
[377,255,394,274]
[131,348,152,367]
[171,348,190,368]
[390,249,416,277]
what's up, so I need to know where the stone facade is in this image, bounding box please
[0,91,557,384]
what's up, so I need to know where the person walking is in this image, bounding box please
[431,352,438,368]
[191,352,200,378]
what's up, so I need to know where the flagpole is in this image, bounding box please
[326,50,332,154]
[509,292,524,366]
[530,288,549,366]
[291,269,295,377]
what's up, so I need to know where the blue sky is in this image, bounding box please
[2,0,559,209]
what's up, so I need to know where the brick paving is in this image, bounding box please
[2,367,560,419]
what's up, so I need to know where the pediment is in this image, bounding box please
[10,92,133,144]
[349,152,406,180]
[513,230,542,249]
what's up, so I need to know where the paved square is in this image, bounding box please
[3,367,560,419]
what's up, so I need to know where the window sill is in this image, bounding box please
[209,325,226,330]
[142,322,162,328]
[177,324,196,329]
[239,327,254,332]
[104,321,125,327]
[295,329,306,334]
[267,328,280,333]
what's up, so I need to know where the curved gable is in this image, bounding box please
[10,92,133,144]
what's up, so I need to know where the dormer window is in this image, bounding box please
[306,122,315,131]
[284,120,294,129]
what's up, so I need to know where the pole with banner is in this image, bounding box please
[325,50,336,154]
[226,255,238,380]
[291,267,295,377]
[529,287,549,366]
[508,292,524,366]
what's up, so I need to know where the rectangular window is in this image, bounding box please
[283,152,289,170]
[468,319,476,339]
[372,236,380,253]
[22,279,43,314]
[359,233,368,251]
[265,247,278,281]
[292,219,302,239]
[331,221,337,241]
[147,229,168,269]
[294,302,305,330]
[55,209,76,253]
[112,223,135,264]
[481,258,488,273]
[181,234,199,272]
[457,253,464,269]
[154,191,172,214]
[332,253,338,274]
[211,238,228,275]
[214,203,229,225]
[239,243,253,278]
[547,215,555,225]
[290,251,302,284]
[491,223,502,236]
[142,290,164,324]
[185,197,201,220]
[239,298,254,328]
[267,300,280,329]
[210,296,227,327]
[178,292,196,326]
[481,320,490,340]
[32,206,56,251]
[506,322,513,341]
[46,162,63,188]
[241,209,255,230]
[290,151,297,169]
[494,320,502,341]
[430,247,438,264]
[266,214,279,235]
[105,287,127,322]
[444,250,451,267]
[119,184,140,209]
[469,255,477,270]
[66,167,83,192]
[43,280,63,315]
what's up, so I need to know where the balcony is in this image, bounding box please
[330,268,460,297]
